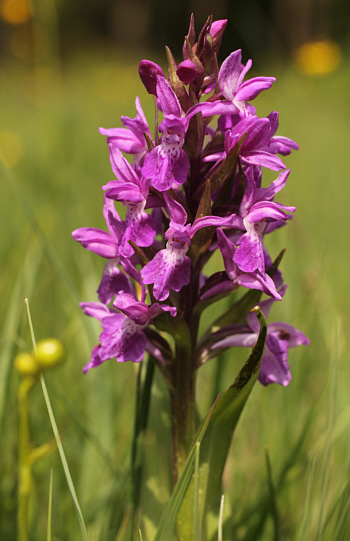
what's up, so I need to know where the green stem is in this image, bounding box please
[17,376,36,541]
[170,344,196,483]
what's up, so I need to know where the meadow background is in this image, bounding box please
[1,1,350,540]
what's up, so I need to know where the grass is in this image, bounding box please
[1,43,350,540]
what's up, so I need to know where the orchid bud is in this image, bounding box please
[138,60,165,96]
[210,19,228,52]
[176,59,197,84]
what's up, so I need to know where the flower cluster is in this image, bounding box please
[73,16,309,386]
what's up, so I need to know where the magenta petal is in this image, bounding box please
[83,345,104,373]
[80,302,111,321]
[234,229,265,273]
[108,145,140,185]
[142,146,189,192]
[100,127,145,154]
[187,100,239,121]
[235,272,282,300]
[242,118,271,149]
[72,228,119,258]
[100,314,147,363]
[119,202,156,258]
[269,136,299,156]
[97,261,133,304]
[105,184,145,203]
[268,322,310,348]
[141,242,191,301]
[171,149,190,185]
[156,77,182,117]
[113,294,150,325]
[218,50,242,101]
[259,334,291,386]
[164,193,187,225]
[234,76,275,102]
[149,303,177,319]
[242,151,286,171]
[248,201,295,223]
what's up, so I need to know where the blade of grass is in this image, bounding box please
[131,356,155,532]
[0,242,40,431]
[265,447,280,541]
[313,320,338,541]
[233,402,316,541]
[47,469,53,541]
[194,442,201,541]
[25,298,89,541]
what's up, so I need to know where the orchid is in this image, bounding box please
[99,97,152,166]
[141,77,190,191]
[73,15,309,516]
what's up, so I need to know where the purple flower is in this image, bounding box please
[103,146,156,258]
[99,97,152,166]
[233,167,295,273]
[211,286,310,385]
[204,115,287,172]
[217,228,282,300]
[187,49,275,120]
[72,195,124,259]
[141,195,241,301]
[141,195,192,301]
[261,112,299,156]
[74,17,309,392]
[141,77,189,191]
[72,195,145,303]
[97,260,134,305]
[81,293,176,371]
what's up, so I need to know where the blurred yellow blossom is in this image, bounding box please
[294,40,342,76]
[0,0,32,25]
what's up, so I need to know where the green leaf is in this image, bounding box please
[154,404,215,541]
[178,308,267,539]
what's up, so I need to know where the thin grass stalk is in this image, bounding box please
[265,447,280,541]
[47,469,53,541]
[194,442,201,541]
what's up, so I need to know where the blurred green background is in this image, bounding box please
[1,1,350,540]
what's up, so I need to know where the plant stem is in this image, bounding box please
[170,343,196,484]
[17,376,36,541]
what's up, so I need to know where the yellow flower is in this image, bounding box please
[294,40,342,76]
